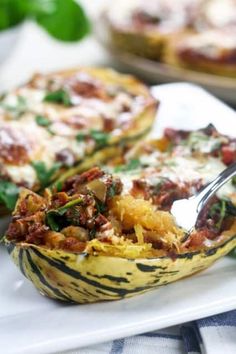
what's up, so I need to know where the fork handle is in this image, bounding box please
[195,162,236,213]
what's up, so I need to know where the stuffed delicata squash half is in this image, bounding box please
[105,0,236,77]
[0,67,157,214]
[105,0,192,61]
[5,124,236,303]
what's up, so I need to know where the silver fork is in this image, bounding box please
[170,162,236,233]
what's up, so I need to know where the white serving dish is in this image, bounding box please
[0,25,22,65]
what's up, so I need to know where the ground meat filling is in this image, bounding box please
[131,178,202,210]
[6,125,236,254]
[6,168,123,249]
[65,74,111,101]
[164,124,236,165]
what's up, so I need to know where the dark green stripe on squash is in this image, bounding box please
[32,248,153,297]
[6,242,15,255]
[136,263,166,272]
[19,248,27,277]
[86,272,129,284]
[5,231,236,303]
[25,249,72,302]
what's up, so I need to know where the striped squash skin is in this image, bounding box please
[6,231,236,303]
[109,26,165,61]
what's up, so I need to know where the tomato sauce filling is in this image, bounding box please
[0,126,31,165]
[6,124,236,257]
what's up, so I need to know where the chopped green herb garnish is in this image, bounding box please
[35,115,51,127]
[209,200,226,230]
[114,159,141,173]
[56,198,83,215]
[208,199,236,230]
[90,130,110,148]
[46,212,62,232]
[44,90,71,106]
[46,197,83,231]
[216,200,226,230]
[153,177,168,193]
[0,95,27,118]
[107,181,117,198]
[32,161,62,188]
[76,130,110,148]
[0,181,19,210]
[164,160,177,167]
[95,200,106,214]
[55,181,63,192]
[76,132,86,142]
[89,228,96,239]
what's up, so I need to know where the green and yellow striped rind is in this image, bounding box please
[109,24,165,61]
[5,234,236,303]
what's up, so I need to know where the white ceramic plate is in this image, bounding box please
[96,21,236,105]
[1,83,236,354]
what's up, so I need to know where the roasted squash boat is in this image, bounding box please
[106,0,236,77]
[106,0,194,61]
[0,67,157,214]
[5,124,236,303]
[164,29,236,77]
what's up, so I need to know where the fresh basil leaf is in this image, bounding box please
[21,0,57,17]
[35,115,51,127]
[44,89,71,106]
[0,0,25,31]
[114,159,141,173]
[35,0,90,42]
[32,161,62,188]
[0,181,19,210]
[90,130,110,148]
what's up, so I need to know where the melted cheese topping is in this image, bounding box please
[203,0,236,28]
[115,150,235,200]
[0,69,150,189]
[178,30,236,58]
[108,0,197,32]
[146,156,235,198]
